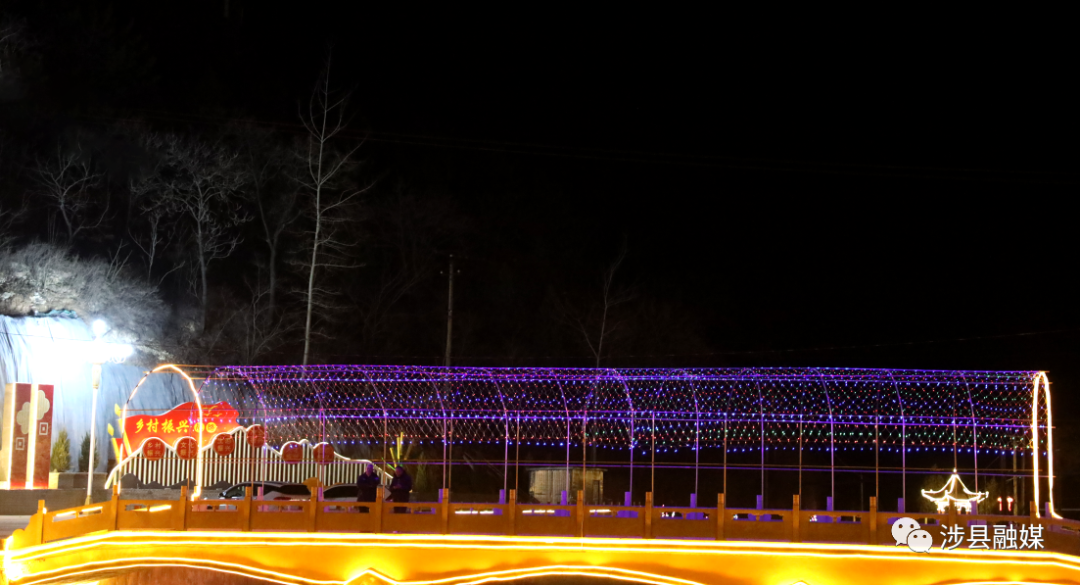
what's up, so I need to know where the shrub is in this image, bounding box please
[50,428,71,472]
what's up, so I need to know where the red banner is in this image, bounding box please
[124,401,239,456]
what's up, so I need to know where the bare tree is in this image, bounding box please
[34,141,107,242]
[0,201,25,250]
[127,203,183,286]
[232,280,299,364]
[562,245,635,367]
[296,58,366,364]
[236,126,296,317]
[356,187,465,349]
[0,16,31,80]
[155,134,249,332]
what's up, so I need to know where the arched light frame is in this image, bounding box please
[118,364,206,499]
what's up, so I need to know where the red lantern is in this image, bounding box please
[213,433,235,457]
[281,442,303,463]
[313,443,335,464]
[246,425,266,449]
[142,437,165,461]
[175,436,199,460]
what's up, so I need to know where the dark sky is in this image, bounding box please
[11,2,1079,393]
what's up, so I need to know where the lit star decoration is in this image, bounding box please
[921,471,989,513]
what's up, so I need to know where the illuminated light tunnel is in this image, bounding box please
[191,366,1055,514]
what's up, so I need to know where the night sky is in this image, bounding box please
[4,3,1079,504]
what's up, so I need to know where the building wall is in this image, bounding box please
[0,314,187,474]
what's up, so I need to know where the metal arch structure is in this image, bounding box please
[194,366,1057,512]
[118,364,207,499]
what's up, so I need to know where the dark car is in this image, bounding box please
[218,482,310,500]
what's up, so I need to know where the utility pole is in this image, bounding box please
[444,255,455,367]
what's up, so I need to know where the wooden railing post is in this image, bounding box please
[868,496,878,545]
[645,492,653,539]
[111,485,120,531]
[1030,501,1039,521]
[508,489,517,536]
[35,500,45,545]
[577,490,585,537]
[175,486,189,531]
[374,487,384,533]
[242,487,252,532]
[307,489,318,532]
[716,493,725,540]
[792,494,801,543]
[441,488,451,534]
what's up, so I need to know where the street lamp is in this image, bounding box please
[85,319,132,505]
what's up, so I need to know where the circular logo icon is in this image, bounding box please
[281,441,304,463]
[175,436,199,460]
[141,437,166,461]
[246,425,266,449]
[213,433,235,457]
[313,443,335,464]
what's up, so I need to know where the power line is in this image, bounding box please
[68,109,1079,186]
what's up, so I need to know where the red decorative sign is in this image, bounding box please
[313,443,335,464]
[175,437,198,460]
[142,437,165,461]
[213,434,235,457]
[122,402,239,458]
[281,442,303,463]
[2,383,54,489]
[246,425,266,449]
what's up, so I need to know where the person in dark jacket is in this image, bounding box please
[356,463,381,510]
[389,465,412,513]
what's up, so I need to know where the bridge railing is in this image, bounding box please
[8,486,1080,558]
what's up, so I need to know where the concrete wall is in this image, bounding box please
[0,488,111,515]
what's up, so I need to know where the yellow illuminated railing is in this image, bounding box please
[6,487,1080,557]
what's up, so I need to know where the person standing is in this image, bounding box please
[390,465,413,513]
[356,463,381,511]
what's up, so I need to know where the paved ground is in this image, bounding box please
[0,516,31,538]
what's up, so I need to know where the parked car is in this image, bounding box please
[218,482,311,501]
[322,484,358,501]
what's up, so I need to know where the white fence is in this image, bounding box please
[106,426,386,489]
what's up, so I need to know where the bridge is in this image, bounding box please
[4,486,1080,585]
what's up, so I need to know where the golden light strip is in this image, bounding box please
[8,532,1080,574]
[118,364,205,499]
[8,553,1080,585]
[11,530,1080,562]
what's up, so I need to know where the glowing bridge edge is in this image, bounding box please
[10,532,1080,562]
[8,533,1080,585]
[117,364,205,499]
[6,558,1078,585]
